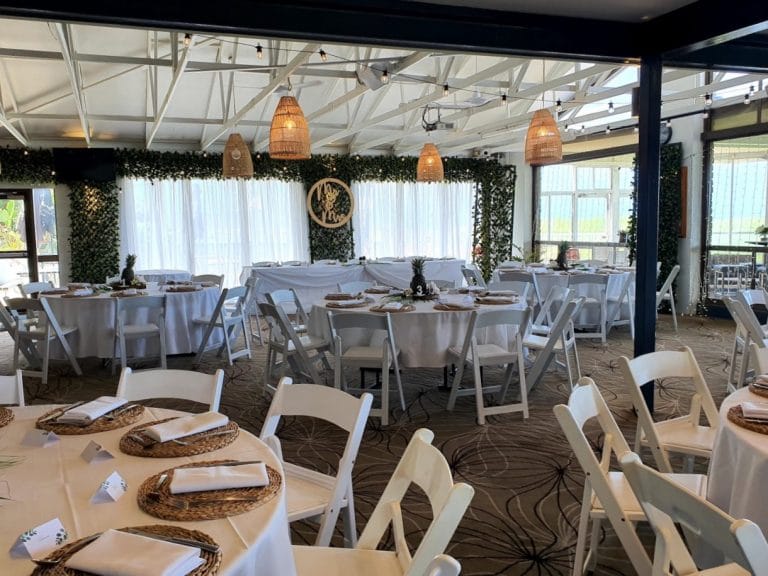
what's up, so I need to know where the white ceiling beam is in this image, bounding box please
[53,23,90,146]
[0,59,28,142]
[201,42,318,151]
[311,58,520,150]
[200,42,227,147]
[146,34,196,148]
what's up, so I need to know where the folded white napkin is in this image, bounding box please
[170,462,269,494]
[144,411,229,443]
[56,396,127,424]
[485,290,517,297]
[742,401,768,420]
[380,301,403,311]
[72,288,93,296]
[755,374,768,387]
[439,295,474,309]
[480,296,516,303]
[65,529,204,576]
[333,299,364,307]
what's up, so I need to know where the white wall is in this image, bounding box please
[506,151,534,257]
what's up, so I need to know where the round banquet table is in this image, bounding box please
[136,269,192,283]
[308,294,525,368]
[0,405,297,576]
[42,287,223,359]
[707,386,768,535]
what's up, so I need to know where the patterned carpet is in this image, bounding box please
[6,313,735,576]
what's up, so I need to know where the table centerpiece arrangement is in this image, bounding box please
[408,257,439,300]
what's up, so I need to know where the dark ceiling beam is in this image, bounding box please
[665,40,768,73]
[0,0,640,62]
[642,0,768,56]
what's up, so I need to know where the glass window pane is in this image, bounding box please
[548,194,572,240]
[0,198,26,252]
[594,167,611,189]
[33,188,57,256]
[540,165,574,192]
[576,196,608,242]
[576,167,593,190]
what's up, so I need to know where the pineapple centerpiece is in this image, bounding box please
[121,253,137,285]
[409,257,430,298]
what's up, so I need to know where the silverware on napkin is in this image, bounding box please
[38,401,87,423]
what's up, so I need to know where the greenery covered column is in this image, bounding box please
[68,180,120,283]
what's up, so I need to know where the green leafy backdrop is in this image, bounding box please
[0,147,516,282]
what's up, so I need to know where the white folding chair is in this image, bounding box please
[0,297,41,367]
[656,264,680,332]
[734,291,768,388]
[554,379,707,576]
[446,307,531,425]
[606,271,635,339]
[524,297,584,390]
[485,280,531,304]
[293,428,475,576]
[193,286,252,366]
[18,281,54,296]
[327,310,405,426]
[117,367,223,411]
[531,285,572,335]
[429,279,455,290]
[722,295,768,391]
[260,377,372,547]
[621,452,768,576]
[576,259,608,268]
[191,274,225,287]
[6,297,82,384]
[425,556,462,576]
[337,281,373,295]
[252,261,276,267]
[243,275,264,346]
[259,302,331,390]
[750,342,768,374]
[496,269,542,308]
[461,265,486,288]
[0,369,24,406]
[568,273,609,343]
[267,288,309,334]
[111,295,167,375]
[618,346,719,473]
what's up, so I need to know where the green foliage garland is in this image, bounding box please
[0,147,516,275]
[68,180,120,283]
[627,143,682,303]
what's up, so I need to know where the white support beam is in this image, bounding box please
[201,42,318,151]
[0,59,28,142]
[311,58,520,150]
[146,34,196,148]
[53,23,90,146]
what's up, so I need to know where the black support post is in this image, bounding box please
[634,54,662,412]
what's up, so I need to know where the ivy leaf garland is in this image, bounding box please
[68,180,120,283]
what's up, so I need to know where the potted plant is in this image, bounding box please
[410,257,429,297]
[121,254,137,285]
[555,241,570,271]
[618,229,628,244]
[757,225,768,243]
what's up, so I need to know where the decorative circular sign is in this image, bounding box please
[306,177,355,229]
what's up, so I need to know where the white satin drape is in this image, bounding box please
[351,180,474,261]
[119,178,310,287]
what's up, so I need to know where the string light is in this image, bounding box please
[501,93,507,104]
[633,126,639,133]
[23,149,28,156]
[381,69,389,84]
[183,33,191,47]
[564,124,569,131]
[319,49,327,62]
[744,93,751,105]
[702,111,710,119]
[580,125,586,134]
[605,126,611,134]
[256,44,263,59]
[556,99,562,113]
[608,101,615,114]
[666,119,672,127]
[443,84,449,96]
[704,93,712,106]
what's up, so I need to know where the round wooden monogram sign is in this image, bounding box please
[306,177,355,228]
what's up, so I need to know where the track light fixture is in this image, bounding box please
[256,44,263,59]
[319,49,327,62]
[608,101,615,114]
[443,84,449,96]
[183,33,191,47]
[556,99,562,113]
[704,93,712,106]
[381,69,389,84]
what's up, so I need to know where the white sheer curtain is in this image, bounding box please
[351,180,474,260]
[120,178,309,286]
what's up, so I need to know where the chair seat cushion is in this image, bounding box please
[592,471,707,519]
[283,464,341,521]
[342,346,386,365]
[293,546,401,576]
[121,324,160,336]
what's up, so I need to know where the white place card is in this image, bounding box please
[80,441,114,463]
[22,429,59,447]
[10,518,68,559]
[91,471,127,504]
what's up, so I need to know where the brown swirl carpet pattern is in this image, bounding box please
[6,314,734,575]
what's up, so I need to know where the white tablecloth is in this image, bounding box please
[43,287,222,358]
[242,260,465,310]
[136,270,192,283]
[708,387,768,534]
[309,295,523,368]
[0,405,296,576]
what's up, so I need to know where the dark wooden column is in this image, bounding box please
[634,54,662,411]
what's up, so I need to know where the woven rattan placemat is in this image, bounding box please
[36,405,145,435]
[0,406,13,428]
[369,304,414,313]
[748,384,768,399]
[727,405,768,435]
[119,418,239,458]
[30,524,221,576]
[137,460,281,521]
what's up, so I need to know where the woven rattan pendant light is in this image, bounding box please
[416,143,444,182]
[269,96,311,160]
[222,133,254,178]
[525,109,562,165]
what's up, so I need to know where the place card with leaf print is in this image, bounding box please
[10,517,68,559]
[91,470,127,504]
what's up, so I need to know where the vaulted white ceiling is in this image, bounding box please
[0,16,764,156]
